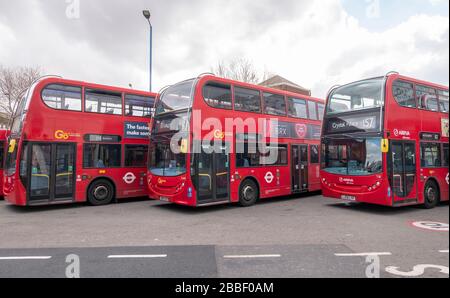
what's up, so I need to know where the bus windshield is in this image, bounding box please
[149,112,189,177]
[149,142,187,177]
[327,78,384,115]
[10,96,27,135]
[322,137,383,176]
[155,80,195,115]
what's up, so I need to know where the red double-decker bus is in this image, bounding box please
[321,72,449,209]
[148,75,325,207]
[4,77,157,206]
[0,129,9,198]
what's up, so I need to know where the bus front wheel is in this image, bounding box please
[88,179,115,206]
[423,181,440,209]
[239,179,259,207]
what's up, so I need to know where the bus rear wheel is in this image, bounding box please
[423,181,439,209]
[239,179,259,207]
[88,179,114,206]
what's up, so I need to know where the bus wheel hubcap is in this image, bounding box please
[426,187,436,203]
[243,186,254,201]
[94,186,108,201]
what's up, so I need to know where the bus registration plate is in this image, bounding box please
[341,195,356,202]
[160,197,170,202]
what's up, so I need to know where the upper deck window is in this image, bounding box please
[308,101,318,120]
[125,94,155,117]
[416,85,438,112]
[234,87,261,113]
[85,89,122,115]
[263,92,286,116]
[438,90,449,113]
[155,80,194,115]
[393,81,416,108]
[203,82,232,110]
[42,84,82,111]
[288,98,308,119]
[327,78,384,115]
[317,103,325,120]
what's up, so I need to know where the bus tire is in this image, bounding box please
[87,179,115,206]
[239,179,259,207]
[423,180,440,209]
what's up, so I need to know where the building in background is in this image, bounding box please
[259,75,311,96]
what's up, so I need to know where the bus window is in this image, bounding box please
[317,103,325,120]
[421,143,442,168]
[327,78,384,114]
[308,101,318,120]
[393,81,416,108]
[203,82,232,110]
[42,84,82,111]
[125,94,155,117]
[19,143,29,187]
[0,141,4,169]
[125,145,148,167]
[416,85,438,112]
[443,143,449,167]
[234,87,261,113]
[85,89,122,115]
[287,98,308,119]
[438,90,449,113]
[310,145,320,164]
[263,93,286,116]
[83,144,121,168]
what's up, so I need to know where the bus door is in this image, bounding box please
[292,145,309,192]
[26,143,76,203]
[195,143,230,205]
[389,141,417,204]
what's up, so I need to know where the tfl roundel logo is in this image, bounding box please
[123,172,137,184]
[295,124,308,139]
[264,172,274,184]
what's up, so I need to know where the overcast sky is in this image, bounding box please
[0,0,448,97]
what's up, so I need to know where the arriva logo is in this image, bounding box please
[55,130,70,140]
[158,178,167,185]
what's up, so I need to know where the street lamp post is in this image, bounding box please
[143,10,152,92]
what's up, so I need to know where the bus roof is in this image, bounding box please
[191,74,325,104]
[390,73,449,91]
[32,76,158,97]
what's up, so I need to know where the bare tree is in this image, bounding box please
[212,58,269,84]
[0,65,42,120]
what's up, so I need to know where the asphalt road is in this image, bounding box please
[0,194,448,278]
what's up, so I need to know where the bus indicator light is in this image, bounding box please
[180,139,188,154]
[8,139,16,153]
[381,139,389,153]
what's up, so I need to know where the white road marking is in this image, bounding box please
[107,254,167,259]
[439,250,449,253]
[335,252,392,257]
[0,256,52,260]
[223,254,282,259]
[386,265,449,277]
